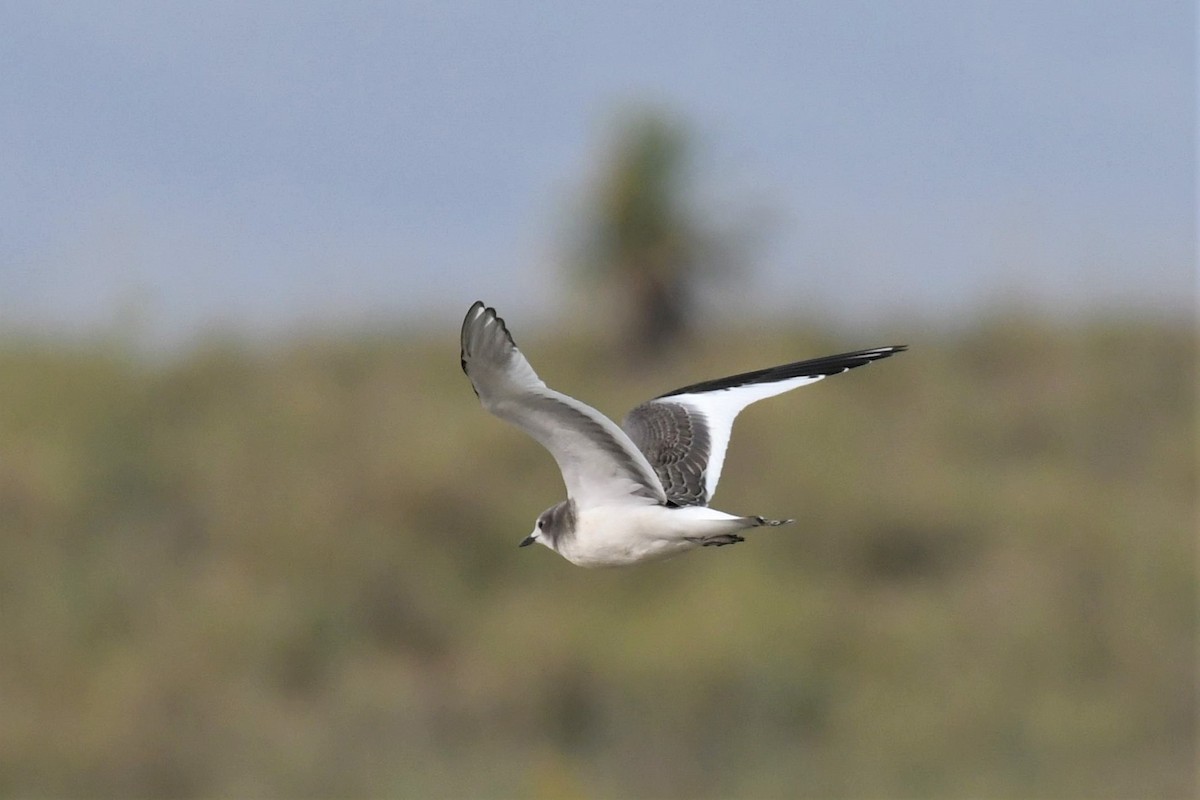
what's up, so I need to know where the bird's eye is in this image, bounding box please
[537,519,545,529]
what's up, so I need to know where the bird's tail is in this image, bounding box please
[748,515,793,527]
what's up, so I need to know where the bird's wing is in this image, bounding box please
[461,302,667,508]
[623,346,906,506]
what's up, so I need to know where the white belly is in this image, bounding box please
[554,504,754,568]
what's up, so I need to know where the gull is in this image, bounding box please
[460,301,905,567]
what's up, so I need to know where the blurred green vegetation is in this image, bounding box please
[0,313,1194,798]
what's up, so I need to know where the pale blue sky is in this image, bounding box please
[2,1,1194,341]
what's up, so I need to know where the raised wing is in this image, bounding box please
[623,346,906,506]
[460,302,667,508]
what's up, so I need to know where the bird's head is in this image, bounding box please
[520,500,576,552]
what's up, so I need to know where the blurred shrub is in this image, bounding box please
[0,314,1193,798]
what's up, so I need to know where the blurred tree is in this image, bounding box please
[579,110,720,366]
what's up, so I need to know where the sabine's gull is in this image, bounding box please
[460,301,905,567]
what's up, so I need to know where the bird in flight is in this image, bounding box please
[460,301,905,567]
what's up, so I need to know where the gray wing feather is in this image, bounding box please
[622,400,712,507]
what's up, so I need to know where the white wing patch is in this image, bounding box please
[662,374,827,500]
[638,345,906,502]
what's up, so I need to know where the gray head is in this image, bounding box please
[519,500,576,551]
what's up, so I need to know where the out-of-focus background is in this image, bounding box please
[1,3,1195,798]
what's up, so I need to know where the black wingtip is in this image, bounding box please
[460,301,523,385]
[460,301,488,378]
[659,344,908,398]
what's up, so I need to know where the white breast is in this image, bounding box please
[554,504,752,567]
